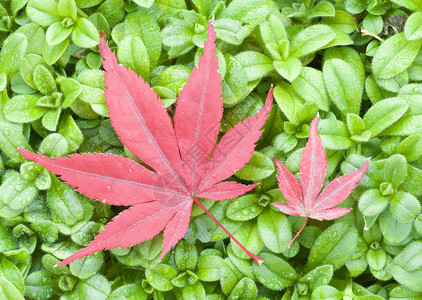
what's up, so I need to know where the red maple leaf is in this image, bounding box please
[19,22,273,266]
[273,116,368,247]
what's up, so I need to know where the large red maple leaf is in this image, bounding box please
[273,116,368,247]
[19,22,272,266]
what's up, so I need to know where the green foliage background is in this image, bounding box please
[0,0,421,299]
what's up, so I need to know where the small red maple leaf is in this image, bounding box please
[273,116,368,247]
[19,22,273,266]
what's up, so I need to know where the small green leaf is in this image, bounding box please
[235,51,274,82]
[363,97,409,138]
[384,154,407,188]
[290,25,336,58]
[235,151,274,181]
[227,194,263,221]
[392,240,422,292]
[252,253,298,290]
[273,57,302,82]
[109,283,147,300]
[359,189,389,216]
[379,209,412,244]
[71,18,99,48]
[298,265,333,290]
[33,65,57,95]
[228,277,257,300]
[390,192,421,223]
[57,0,77,20]
[372,33,422,79]
[197,255,223,282]
[25,271,57,299]
[307,222,358,271]
[318,119,354,150]
[292,67,329,111]
[273,81,304,124]
[257,208,291,253]
[323,58,361,116]
[26,0,61,26]
[45,22,73,46]
[222,54,248,107]
[231,222,264,260]
[0,33,27,75]
[73,274,110,299]
[5,95,49,123]
[363,14,383,35]
[309,2,335,18]
[175,240,198,271]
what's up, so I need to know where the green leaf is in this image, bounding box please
[257,208,291,253]
[5,95,49,123]
[292,67,329,111]
[235,51,274,82]
[313,285,343,299]
[221,54,248,107]
[384,154,407,188]
[323,58,361,116]
[109,283,147,300]
[183,281,206,300]
[379,209,412,244]
[197,255,223,282]
[363,97,409,138]
[0,174,37,210]
[228,277,257,300]
[71,17,99,48]
[307,222,358,271]
[318,119,353,150]
[231,222,265,260]
[390,0,422,12]
[15,24,45,56]
[69,252,104,279]
[0,33,27,76]
[43,38,69,65]
[359,189,389,216]
[47,175,93,226]
[175,239,198,271]
[365,75,395,104]
[392,241,422,292]
[289,25,336,58]
[213,18,245,45]
[309,2,335,18]
[235,151,274,181]
[58,114,83,153]
[33,65,57,95]
[252,253,298,290]
[45,22,73,46]
[227,245,254,279]
[223,0,275,30]
[397,135,422,161]
[57,0,77,20]
[26,0,61,26]
[298,265,334,291]
[372,33,422,79]
[274,81,304,124]
[0,256,24,295]
[73,274,110,299]
[390,192,421,223]
[273,57,302,82]
[117,36,150,81]
[227,194,263,221]
[363,14,383,35]
[112,13,161,69]
[367,248,387,271]
[25,271,57,299]
[321,10,356,34]
[405,12,422,40]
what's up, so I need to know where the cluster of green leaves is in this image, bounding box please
[0,0,421,299]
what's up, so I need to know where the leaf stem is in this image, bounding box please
[288,216,308,248]
[193,198,264,265]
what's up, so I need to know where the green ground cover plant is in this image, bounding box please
[0,0,421,299]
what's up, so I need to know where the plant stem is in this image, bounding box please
[288,216,308,248]
[193,198,264,265]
